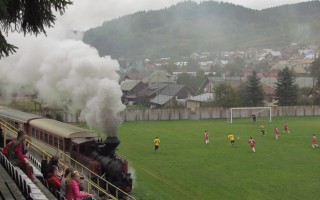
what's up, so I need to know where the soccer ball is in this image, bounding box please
[237,137,240,139]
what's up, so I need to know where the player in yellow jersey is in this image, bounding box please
[153,136,160,152]
[260,124,266,135]
[228,133,236,147]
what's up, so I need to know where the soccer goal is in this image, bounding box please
[226,107,272,123]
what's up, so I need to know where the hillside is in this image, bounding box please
[83,1,320,59]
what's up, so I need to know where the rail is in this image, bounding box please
[0,118,136,200]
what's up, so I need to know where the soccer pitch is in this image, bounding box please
[117,116,320,200]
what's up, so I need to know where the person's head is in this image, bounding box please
[313,134,315,136]
[52,165,59,176]
[64,167,72,177]
[65,170,81,185]
[47,165,59,178]
[250,137,252,139]
[50,155,59,165]
[17,130,27,142]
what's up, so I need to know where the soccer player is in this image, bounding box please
[312,134,319,149]
[228,133,236,147]
[284,121,290,134]
[248,137,256,152]
[153,136,160,152]
[252,114,256,123]
[260,124,266,135]
[204,130,209,144]
[274,126,279,140]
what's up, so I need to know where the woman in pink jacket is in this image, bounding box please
[65,170,93,200]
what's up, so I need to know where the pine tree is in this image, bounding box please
[0,0,72,58]
[310,58,320,105]
[275,67,298,106]
[242,71,265,106]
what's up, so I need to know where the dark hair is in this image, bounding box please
[47,165,59,178]
[17,130,25,139]
[50,155,59,165]
[65,167,72,177]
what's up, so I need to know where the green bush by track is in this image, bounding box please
[117,116,320,200]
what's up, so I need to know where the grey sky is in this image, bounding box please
[59,0,309,30]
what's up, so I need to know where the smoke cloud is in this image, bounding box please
[0,10,125,136]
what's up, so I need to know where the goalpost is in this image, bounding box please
[226,107,272,123]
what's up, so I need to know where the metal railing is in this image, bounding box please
[0,119,136,200]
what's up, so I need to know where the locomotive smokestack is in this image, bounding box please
[102,136,120,156]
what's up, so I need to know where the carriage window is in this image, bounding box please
[71,144,76,152]
[40,131,44,141]
[44,133,48,143]
[32,128,36,138]
[54,136,58,148]
[49,135,53,145]
[59,138,64,150]
[35,130,39,139]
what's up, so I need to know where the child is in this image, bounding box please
[153,137,160,152]
[274,126,279,140]
[248,137,256,152]
[260,124,266,135]
[204,130,209,144]
[312,134,319,149]
[284,121,290,134]
[228,133,236,147]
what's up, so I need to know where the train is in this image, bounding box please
[0,106,132,198]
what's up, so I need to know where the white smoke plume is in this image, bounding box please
[0,33,125,135]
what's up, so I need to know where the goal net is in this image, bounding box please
[226,107,272,123]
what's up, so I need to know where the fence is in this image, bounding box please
[121,106,320,121]
[39,105,320,123]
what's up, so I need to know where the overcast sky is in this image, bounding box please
[59,0,309,30]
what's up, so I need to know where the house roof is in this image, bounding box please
[150,94,174,105]
[261,83,275,95]
[149,83,186,96]
[293,66,307,74]
[160,84,185,96]
[201,77,243,88]
[149,71,174,83]
[120,80,141,91]
[188,93,214,102]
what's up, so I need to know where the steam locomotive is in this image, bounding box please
[0,106,132,198]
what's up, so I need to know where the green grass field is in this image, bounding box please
[117,117,320,200]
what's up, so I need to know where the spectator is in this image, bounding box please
[0,126,3,148]
[60,167,72,196]
[65,170,93,200]
[2,130,37,182]
[42,155,59,179]
[47,165,62,191]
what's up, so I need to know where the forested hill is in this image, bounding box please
[83,1,320,59]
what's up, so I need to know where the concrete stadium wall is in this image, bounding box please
[121,106,320,121]
[39,106,320,123]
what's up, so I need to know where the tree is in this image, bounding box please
[214,83,240,107]
[310,58,320,105]
[0,0,72,58]
[242,71,264,106]
[275,67,299,106]
[176,73,197,93]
